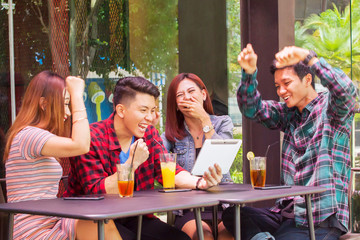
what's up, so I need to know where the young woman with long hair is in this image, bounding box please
[3,71,121,240]
[162,73,234,240]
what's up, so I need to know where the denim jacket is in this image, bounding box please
[161,115,234,182]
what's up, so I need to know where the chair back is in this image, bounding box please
[349,168,360,233]
[0,178,9,240]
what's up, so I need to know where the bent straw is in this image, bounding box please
[154,138,168,188]
[264,141,279,158]
[125,141,139,195]
[153,138,166,155]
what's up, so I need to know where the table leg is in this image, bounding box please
[212,205,218,240]
[137,215,143,240]
[234,204,241,240]
[305,194,315,240]
[194,208,205,240]
[8,213,13,240]
[97,220,105,240]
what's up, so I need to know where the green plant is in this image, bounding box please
[154,179,162,189]
[230,169,243,184]
[226,0,241,95]
[295,0,360,83]
[230,133,243,183]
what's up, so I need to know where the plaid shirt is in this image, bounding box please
[237,58,356,230]
[64,112,185,196]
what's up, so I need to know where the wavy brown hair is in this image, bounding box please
[165,73,214,142]
[3,71,69,161]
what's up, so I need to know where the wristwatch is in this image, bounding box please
[303,50,318,65]
[202,125,214,133]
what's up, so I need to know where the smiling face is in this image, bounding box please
[175,78,206,114]
[274,67,313,112]
[117,92,157,138]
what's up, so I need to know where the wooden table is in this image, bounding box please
[0,184,326,240]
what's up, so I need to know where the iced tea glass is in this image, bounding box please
[160,153,177,190]
[116,163,134,197]
[249,156,266,188]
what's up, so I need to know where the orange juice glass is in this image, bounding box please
[160,153,177,190]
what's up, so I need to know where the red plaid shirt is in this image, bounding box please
[64,112,185,196]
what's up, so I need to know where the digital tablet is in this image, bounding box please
[191,139,242,176]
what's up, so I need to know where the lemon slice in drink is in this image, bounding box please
[246,151,255,161]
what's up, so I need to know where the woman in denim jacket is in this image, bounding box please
[161,73,234,240]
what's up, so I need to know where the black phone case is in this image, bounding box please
[254,185,291,190]
[63,196,104,200]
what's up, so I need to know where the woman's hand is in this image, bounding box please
[197,163,223,189]
[66,76,85,99]
[177,96,209,123]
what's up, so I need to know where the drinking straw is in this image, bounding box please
[154,138,166,155]
[129,141,138,173]
[125,141,139,194]
[264,141,279,158]
[154,138,168,188]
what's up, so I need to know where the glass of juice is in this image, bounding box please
[249,156,266,188]
[116,163,134,197]
[159,153,177,190]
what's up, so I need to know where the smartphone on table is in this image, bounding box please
[254,185,291,190]
[63,195,104,200]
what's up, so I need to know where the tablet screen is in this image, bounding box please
[191,139,242,176]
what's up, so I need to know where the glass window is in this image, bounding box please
[2,0,178,127]
[295,0,360,167]
[227,0,242,183]
[0,0,179,177]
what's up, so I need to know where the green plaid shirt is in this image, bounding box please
[237,58,357,230]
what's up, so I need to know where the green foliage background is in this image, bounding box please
[230,133,243,183]
[295,0,360,83]
[226,0,241,95]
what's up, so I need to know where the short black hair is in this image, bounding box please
[113,76,160,108]
[270,60,315,89]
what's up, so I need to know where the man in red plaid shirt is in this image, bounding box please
[65,76,223,240]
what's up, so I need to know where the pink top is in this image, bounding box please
[6,126,75,239]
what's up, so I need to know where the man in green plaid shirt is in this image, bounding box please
[222,44,357,240]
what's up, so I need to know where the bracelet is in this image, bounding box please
[72,117,88,124]
[303,50,318,65]
[72,108,86,113]
[196,177,202,190]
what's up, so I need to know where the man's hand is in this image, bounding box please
[238,43,258,74]
[104,139,149,194]
[197,163,223,189]
[275,46,313,68]
[104,172,118,194]
[129,139,149,170]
